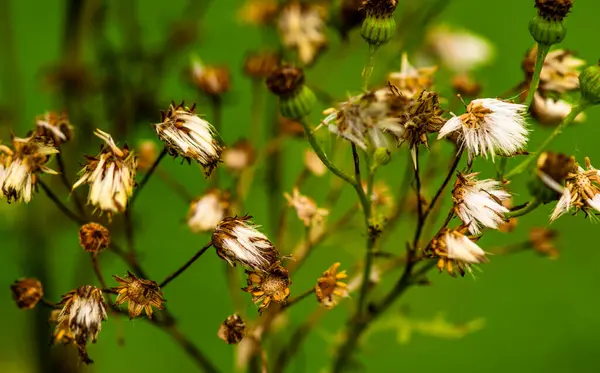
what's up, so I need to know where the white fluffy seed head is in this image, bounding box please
[444,231,487,264]
[57,286,107,345]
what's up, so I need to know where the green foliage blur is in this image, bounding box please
[2,0,600,372]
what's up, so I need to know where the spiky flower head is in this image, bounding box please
[113,272,165,319]
[242,263,291,313]
[54,285,108,364]
[212,215,280,272]
[453,173,511,235]
[217,314,246,345]
[429,228,487,277]
[10,278,44,310]
[187,189,230,233]
[72,129,136,215]
[284,187,329,227]
[35,111,74,146]
[315,262,349,309]
[550,157,600,221]
[438,98,528,161]
[154,102,222,176]
[277,1,327,65]
[0,135,58,203]
[79,222,111,254]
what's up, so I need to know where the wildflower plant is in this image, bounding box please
[6,0,600,372]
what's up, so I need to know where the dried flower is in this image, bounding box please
[531,93,585,126]
[438,98,528,161]
[217,314,246,344]
[284,187,329,226]
[54,285,108,364]
[453,173,511,235]
[113,272,165,319]
[188,189,230,233]
[315,262,349,309]
[190,56,231,96]
[529,227,559,259]
[242,264,291,313]
[426,25,493,73]
[550,157,600,221]
[523,47,585,94]
[243,51,280,79]
[536,151,576,193]
[212,216,280,271]
[223,140,256,173]
[79,222,111,254]
[136,140,158,171]
[72,129,136,214]
[429,228,487,277]
[35,111,74,146]
[11,278,43,310]
[1,135,58,203]
[154,102,222,175]
[535,0,573,22]
[387,54,437,98]
[304,149,326,176]
[278,1,327,65]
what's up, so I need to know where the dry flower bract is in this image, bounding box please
[217,314,246,344]
[242,264,291,313]
[188,189,230,233]
[315,263,349,308]
[72,129,136,215]
[11,278,44,310]
[154,101,222,176]
[113,271,165,319]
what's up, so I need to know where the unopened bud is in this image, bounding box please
[373,147,391,168]
[266,66,315,119]
[579,62,600,105]
[360,0,398,46]
[528,16,566,46]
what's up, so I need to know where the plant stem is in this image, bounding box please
[361,45,378,91]
[524,43,550,108]
[160,241,213,288]
[282,287,316,310]
[505,198,541,219]
[505,102,589,179]
[38,179,85,225]
[91,254,108,289]
[424,148,463,219]
[208,96,222,187]
[130,146,168,206]
[412,147,424,249]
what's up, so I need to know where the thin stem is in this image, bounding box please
[130,146,168,206]
[208,96,222,186]
[506,102,589,179]
[160,241,213,288]
[361,45,378,91]
[250,79,264,146]
[56,152,86,217]
[165,324,220,373]
[351,144,367,218]
[424,148,463,218]
[91,254,108,289]
[505,198,541,219]
[282,287,316,310]
[124,208,135,256]
[412,147,424,249]
[38,179,85,225]
[524,43,550,108]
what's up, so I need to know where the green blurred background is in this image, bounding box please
[2,0,600,372]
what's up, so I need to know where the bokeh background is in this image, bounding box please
[2,0,599,372]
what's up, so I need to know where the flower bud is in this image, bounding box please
[528,16,566,46]
[373,147,391,167]
[579,62,600,105]
[11,278,43,310]
[79,223,111,254]
[217,314,246,345]
[360,0,398,46]
[266,66,315,119]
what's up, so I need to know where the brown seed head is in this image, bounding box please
[535,0,573,21]
[362,0,398,18]
[242,264,291,313]
[537,151,576,184]
[113,271,165,319]
[79,223,111,254]
[217,314,246,344]
[11,278,44,310]
[266,66,305,97]
[244,51,281,79]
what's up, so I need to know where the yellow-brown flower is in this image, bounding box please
[113,271,165,319]
[315,263,349,309]
[79,222,110,254]
[242,264,290,313]
[10,278,44,310]
[217,314,246,345]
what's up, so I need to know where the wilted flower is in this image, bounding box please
[523,47,585,94]
[531,93,585,126]
[212,216,280,271]
[284,188,329,226]
[79,222,110,254]
[242,264,290,313]
[188,189,230,233]
[426,25,493,73]
[113,272,165,319]
[223,140,255,173]
[387,54,437,98]
[10,278,43,310]
[304,149,326,176]
[278,1,327,65]
[1,135,58,203]
[35,111,74,146]
[217,314,246,345]
[315,262,349,309]
[529,227,559,259]
[136,140,158,171]
[72,129,136,215]
[453,173,511,235]
[550,157,600,221]
[54,286,108,364]
[190,56,231,96]
[154,102,222,176]
[438,98,528,161]
[429,228,487,277]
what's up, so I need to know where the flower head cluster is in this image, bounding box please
[73,129,136,215]
[113,272,165,319]
[53,286,108,364]
[35,111,74,146]
[284,187,329,227]
[187,189,230,233]
[277,1,327,65]
[11,278,44,310]
[0,135,58,203]
[154,102,222,176]
[242,263,291,313]
[550,157,600,221]
[428,228,487,277]
[438,98,528,161]
[212,216,280,272]
[452,173,511,235]
[315,262,349,309]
